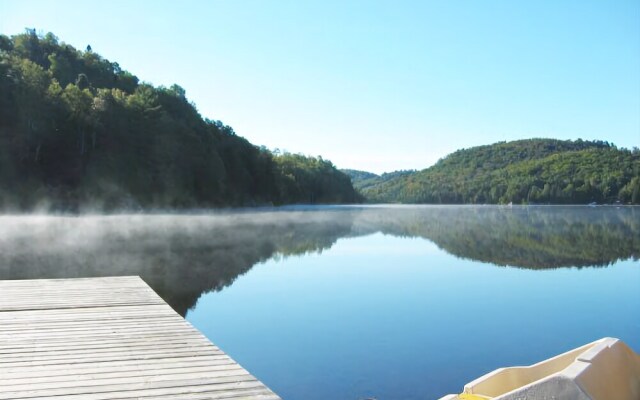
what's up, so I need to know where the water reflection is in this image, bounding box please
[0,206,637,315]
[354,206,640,269]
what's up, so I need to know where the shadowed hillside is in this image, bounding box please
[0,30,361,211]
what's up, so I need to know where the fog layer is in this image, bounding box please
[1,206,637,315]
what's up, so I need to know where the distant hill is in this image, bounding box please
[341,169,379,183]
[357,139,640,204]
[0,30,361,211]
[341,169,415,192]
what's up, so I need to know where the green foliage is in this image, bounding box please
[275,154,363,204]
[361,139,640,204]
[341,169,379,183]
[0,30,359,211]
[343,169,415,192]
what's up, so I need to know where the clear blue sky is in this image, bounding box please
[2,0,639,173]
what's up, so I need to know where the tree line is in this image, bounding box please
[346,139,640,204]
[0,29,361,211]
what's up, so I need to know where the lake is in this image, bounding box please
[0,205,638,399]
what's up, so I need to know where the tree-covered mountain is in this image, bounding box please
[0,29,361,211]
[342,169,415,192]
[341,169,379,184]
[356,139,640,204]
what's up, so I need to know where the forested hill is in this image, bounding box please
[341,169,415,192]
[0,30,361,211]
[353,139,640,204]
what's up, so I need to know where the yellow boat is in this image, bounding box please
[440,337,640,400]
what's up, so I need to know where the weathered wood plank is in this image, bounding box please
[0,276,142,287]
[0,375,261,399]
[0,305,174,321]
[0,325,203,341]
[0,317,188,331]
[0,342,219,361]
[0,331,206,347]
[0,276,280,400]
[0,276,164,311]
[0,335,213,353]
[129,391,281,400]
[0,369,252,393]
[0,364,243,385]
[0,355,234,376]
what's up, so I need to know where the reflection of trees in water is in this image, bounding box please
[367,207,640,268]
[353,206,640,269]
[0,212,354,316]
[0,206,637,315]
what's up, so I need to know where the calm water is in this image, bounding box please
[0,206,638,399]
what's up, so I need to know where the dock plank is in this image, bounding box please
[0,276,280,400]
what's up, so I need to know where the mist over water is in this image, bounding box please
[1,205,639,398]
[0,209,355,314]
[178,206,638,400]
[0,206,638,316]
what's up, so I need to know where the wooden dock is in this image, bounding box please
[0,276,281,399]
